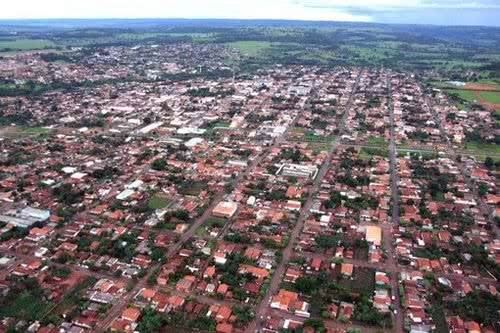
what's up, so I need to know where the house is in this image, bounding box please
[270,289,310,317]
[310,257,322,271]
[121,308,141,322]
[285,200,301,211]
[366,225,382,246]
[464,321,480,333]
[176,275,196,293]
[239,264,270,279]
[284,268,301,283]
[339,302,354,320]
[203,266,216,279]
[271,289,299,311]
[212,202,238,218]
[340,263,354,277]
[215,305,232,322]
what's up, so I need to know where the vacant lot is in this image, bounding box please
[147,194,172,210]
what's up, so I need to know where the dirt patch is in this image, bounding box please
[463,83,499,91]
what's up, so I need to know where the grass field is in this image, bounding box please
[0,39,56,51]
[445,89,477,103]
[178,180,207,196]
[479,91,500,103]
[226,41,273,57]
[360,147,389,159]
[366,136,387,146]
[463,141,500,155]
[0,126,52,139]
[147,194,172,210]
[291,128,335,143]
[195,216,226,237]
[307,143,329,152]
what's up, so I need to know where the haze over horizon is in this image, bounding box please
[1,0,500,27]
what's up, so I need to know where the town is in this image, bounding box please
[0,33,499,333]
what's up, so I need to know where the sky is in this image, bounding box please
[1,0,500,26]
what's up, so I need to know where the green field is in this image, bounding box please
[195,216,226,237]
[147,195,172,210]
[445,89,477,103]
[226,41,273,57]
[463,141,500,155]
[291,128,335,143]
[480,91,500,103]
[0,39,56,51]
[360,147,389,159]
[0,126,52,139]
[366,136,387,146]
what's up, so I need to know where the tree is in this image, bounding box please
[295,276,319,294]
[478,182,489,196]
[151,247,164,262]
[233,305,254,325]
[304,318,325,331]
[151,158,167,171]
[136,307,165,333]
[484,157,494,169]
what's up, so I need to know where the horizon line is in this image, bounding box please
[0,17,498,29]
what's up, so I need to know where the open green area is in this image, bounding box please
[195,216,226,237]
[360,147,389,159]
[366,136,387,146]
[0,39,56,52]
[480,91,500,103]
[445,89,477,103]
[226,41,273,57]
[291,129,335,143]
[178,179,208,196]
[0,126,52,139]
[147,194,172,210]
[307,143,330,152]
[463,141,500,155]
[0,278,53,322]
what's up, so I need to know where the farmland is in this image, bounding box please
[0,39,56,52]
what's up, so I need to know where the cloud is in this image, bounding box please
[0,0,497,26]
[0,0,371,21]
[295,0,500,11]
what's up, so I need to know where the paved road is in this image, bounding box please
[247,70,362,333]
[387,73,405,333]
